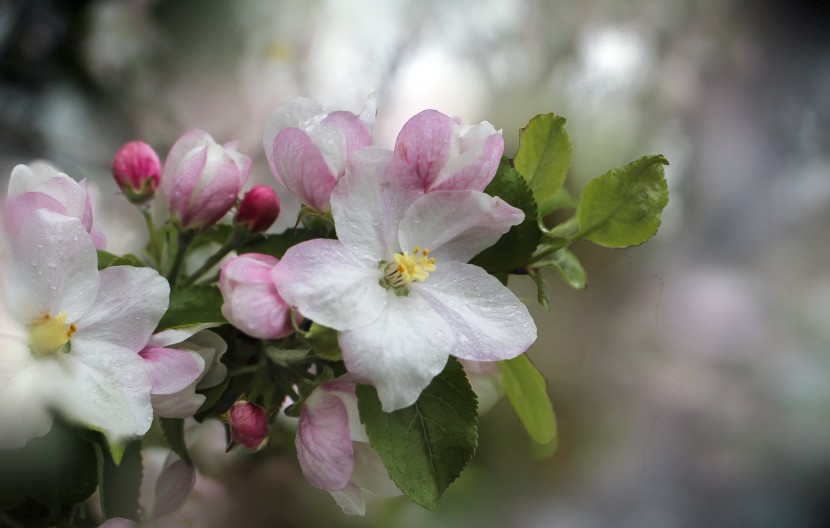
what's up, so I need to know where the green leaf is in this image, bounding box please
[356,358,478,510]
[576,155,669,248]
[536,248,586,289]
[97,250,146,270]
[537,186,577,216]
[499,355,557,445]
[301,322,342,361]
[239,228,321,259]
[160,418,190,465]
[514,113,572,215]
[157,285,227,330]
[265,347,311,366]
[528,269,550,310]
[470,158,541,273]
[99,439,142,522]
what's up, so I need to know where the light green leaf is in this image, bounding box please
[160,418,190,465]
[157,285,227,330]
[577,155,669,248]
[528,269,550,310]
[499,355,557,445]
[301,322,342,361]
[514,113,572,213]
[356,358,478,510]
[537,186,577,216]
[471,158,541,273]
[536,248,586,289]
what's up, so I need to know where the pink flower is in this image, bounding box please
[296,378,400,515]
[161,130,251,229]
[234,185,280,233]
[112,140,162,204]
[219,254,293,339]
[5,162,106,249]
[262,97,374,212]
[394,109,504,192]
[228,401,269,451]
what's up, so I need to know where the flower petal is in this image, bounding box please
[263,97,326,172]
[398,190,524,263]
[297,387,355,490]
[322,111,372,157]
[329,482,365,516]
[219,254,293,339]
[416,261,537,361]
[74,266,169,352]
[351,442,400,497]
[152,452,196,520]
[431,128,503,192]
[0,333,52,448]
[394,110,456,190]
[339,291,453,412]
[331,147,423,263]
[139,347,204,395]
[270,127,339,211]
[273,239,386,331]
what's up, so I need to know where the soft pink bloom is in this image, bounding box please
[395,109,504,192]
[262,96,375,212]
[274,148,536,411]
[296,377,400,515]
[228,401,269,451]
[112,140,162,204]
[161,129,251,229]
[142,327,228,419]
[219,254,293,339]
[6,162,106,248]
[234,185,280,233]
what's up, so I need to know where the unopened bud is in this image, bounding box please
[234,186,280,233]
[228,401,269,451]
[112,140,161,204]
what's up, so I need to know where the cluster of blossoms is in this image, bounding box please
[0,94,668,526]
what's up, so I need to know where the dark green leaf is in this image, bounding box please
[576,155,669,248]
[99,439,142,522]
[301,322,342,361]
[157,285,227,330]
[536,248,586,289]
[97,250,146,270]
[471,158,541,273]
[514,113,572,214]
[499,355,557,445]
[356,358,478,510]
[160,418,190,465]
[239,228,321,259]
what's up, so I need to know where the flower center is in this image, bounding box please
[29,311,76,357]
[380,246,436,293]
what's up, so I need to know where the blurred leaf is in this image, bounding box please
[499,355,557,445]
[576,155,669,248]
[514,113,572,215]
[300,322,342,361]
[157,285,227,330]
[536,248,587,289]
[240,228,321,259]
[160,418,190,465]
[99,439,142,522]
[471,158,541,272]
[97,251,146,270]
[356,358,478,510]
[265,347,310,366]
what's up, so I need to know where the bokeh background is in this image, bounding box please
[2,0,829,526]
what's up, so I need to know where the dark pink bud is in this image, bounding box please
[229,401,269,451]
[234,186,280,233]
[112,140,162,204]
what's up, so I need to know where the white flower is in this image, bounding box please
[0,209,168,447]
[274,148,537,411]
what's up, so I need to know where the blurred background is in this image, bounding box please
[1,0,829,526]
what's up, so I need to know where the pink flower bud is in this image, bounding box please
[161,130,251,230]
[234,185,280,233]
[112,140,162,204]
[219,254,293,339]
[229,401,269,451]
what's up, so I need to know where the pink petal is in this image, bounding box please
[323,111,372,157]
[140,347,204,395]
[152,453,196,520]
[297,388,355,490]
[263,98,327,173]
[270,128,339,211]
[219,254,293,339]
[430,132,504,192]
[394,110,456,190]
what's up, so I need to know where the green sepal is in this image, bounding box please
[499,354,557,445]
[514,113,573,216]
[471,158,541,273]
[536,248,586,289]
[356,358,478,510]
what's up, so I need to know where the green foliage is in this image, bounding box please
[96,250,145,270]
[471,158,541,273]
[356,358,478,510]
[240,228,322,259]
[514,113,573,216]
[499,355,557,446]
[98,439,142,522]
[300,322,343,361]
[160,418,190,465]
[537,248,587,289]
[576,155,669,248]
[157,285,228,330]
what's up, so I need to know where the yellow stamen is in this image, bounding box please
[391,246,436,284]
[29,311,74,357]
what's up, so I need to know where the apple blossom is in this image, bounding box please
[296,377,400,515]
[219,253,293,339]
[274,148,537,411]
[112,140,162,204]
[234,185,280,233]
[142,327,228,419]
[6,162,106,248]
[395,109,504,192]
[262,96,374,211]
[161,129,252,229]
[0,209,169,448]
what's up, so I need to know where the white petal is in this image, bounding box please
[148,323,221,348]
[0,334,52,448]
[274,239,386,331]
[340,291,453,412]
[74,266,169,352]
[416,261,537,362]
[398,191,524,263]
[330,148,423,263]
[351,442,400,497]
[6,209,99,322]
[330,482,365,516]
[263,98,326,169]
